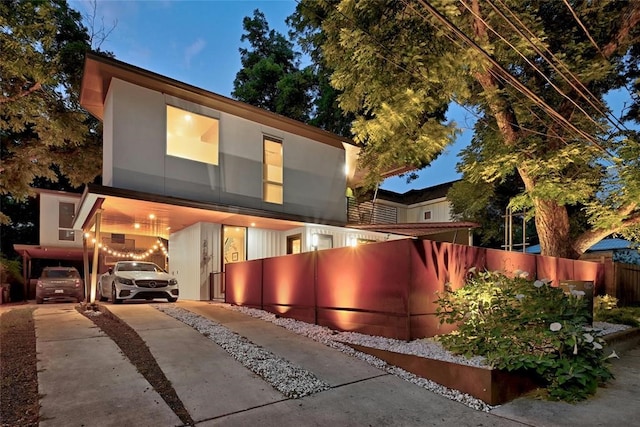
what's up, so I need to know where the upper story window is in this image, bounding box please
[423,210,432,221]
[59,202,75,241]
[166,105,219,165]
[263,137,283,204]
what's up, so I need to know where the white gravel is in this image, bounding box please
[155,303,633,413]
[155,305,330,399]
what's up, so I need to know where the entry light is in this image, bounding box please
[311,233,319,249]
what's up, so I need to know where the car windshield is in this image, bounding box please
[43,269,79,278]
[117,263,162,272]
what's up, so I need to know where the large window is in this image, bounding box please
[166,105,219,165]
[263,137,283,204]
[59,202,75,241]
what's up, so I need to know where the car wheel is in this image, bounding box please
[97,283,107,302]
[111,284,122,304]
[36,297,43,304]
[167,297,177,303]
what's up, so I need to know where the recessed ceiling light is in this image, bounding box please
[149,214,156,220]
[184,114,192,122]
[166,226,171,230]
[251,222,256,227]
[134,223,141,229]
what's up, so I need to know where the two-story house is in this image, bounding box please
[15,53,476,301]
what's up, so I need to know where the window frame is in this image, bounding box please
[165,104,220,165]
[58,202,76,241]
[262,136,283,204]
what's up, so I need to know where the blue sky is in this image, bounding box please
[68,0,473,193]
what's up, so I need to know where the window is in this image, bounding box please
[166,104,219,165]
[263,137,283,204]
[423,210,432,221]
[59,202,75,241]
[287,234,302,254]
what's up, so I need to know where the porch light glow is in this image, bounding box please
[149,214,156,219]
[134,223,141,229]
[84,232,90,239]
[251,222,256,227]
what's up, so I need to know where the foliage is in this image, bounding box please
[292,0,640,258]
[594,295,640,327]
[0,0,103,223]
[436,270,614,402]
[0,255,23,285]
[232,10,315,122]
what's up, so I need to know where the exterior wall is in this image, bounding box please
[247,228,283,260]
[39,192,82,247]
[168,223,202,300]
[405,197,452,223]
[105,78,347,223]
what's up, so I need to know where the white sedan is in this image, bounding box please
[97,261,178,304]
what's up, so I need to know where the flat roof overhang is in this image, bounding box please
[349,222,480,238]
[79,53,416,188]
[13,245,93,262]
[72,184,343,238]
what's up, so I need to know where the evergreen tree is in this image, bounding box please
[292,0,640,258]
[232,9,314,122]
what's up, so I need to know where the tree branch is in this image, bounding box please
[602,2,640,58]
[0,82,42,105]
[573,203,640,254]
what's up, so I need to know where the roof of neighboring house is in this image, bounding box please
[377,180,460,205]
[526,238,637,254]
[351,221,479,238]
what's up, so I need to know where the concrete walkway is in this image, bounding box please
[34,304,181,427]
[17,301,640,426]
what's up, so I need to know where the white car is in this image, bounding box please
[97,261,178,304]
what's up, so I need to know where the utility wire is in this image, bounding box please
[490,0,628,133]
[412,0,614,158]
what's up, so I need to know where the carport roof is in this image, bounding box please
[72,184,339,238]
[13,244,92,262]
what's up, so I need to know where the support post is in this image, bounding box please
[82,232,90,303]
[89,210,102,304]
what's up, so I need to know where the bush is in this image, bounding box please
[594,294,640,327]
[435,270,614,402]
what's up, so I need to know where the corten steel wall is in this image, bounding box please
[225,239,603,340]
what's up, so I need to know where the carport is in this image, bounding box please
[13,244,95,300]
[71,184,317,303]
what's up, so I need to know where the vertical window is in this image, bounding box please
[263,137,283,204]
[287,234,302,254]
[423,211,432,221]
[166,105,219,165]
[59,202,75,241]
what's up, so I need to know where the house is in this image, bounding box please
[14,53,476,301]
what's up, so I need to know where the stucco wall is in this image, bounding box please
[39,192,82,247]
[104,78,347,223]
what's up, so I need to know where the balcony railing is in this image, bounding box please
[347,197,397,225]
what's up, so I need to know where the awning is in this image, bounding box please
[13,244,93,262]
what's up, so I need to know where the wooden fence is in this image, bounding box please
[615,262,640,305]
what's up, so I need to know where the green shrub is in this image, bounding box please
[435,270,614,402]
[595,307,640,327]
[594,294,619,313]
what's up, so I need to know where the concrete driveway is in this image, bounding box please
[27,301,640,426]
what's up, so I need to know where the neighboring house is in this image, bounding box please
[348,181,476,245]
[15,53,476,301]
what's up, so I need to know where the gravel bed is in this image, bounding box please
[154,305,331,399]
[592,321,631,336]
[225,305,495,412]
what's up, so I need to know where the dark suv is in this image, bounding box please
[36,267,84,304]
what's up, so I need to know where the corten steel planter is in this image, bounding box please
[346,343,539,406]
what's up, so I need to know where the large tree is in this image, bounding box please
[291,0,640,258]
[0,0,102,225]
[232,9,315,122]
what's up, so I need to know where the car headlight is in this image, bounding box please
[116,276,134,286]
[169,279,178,286]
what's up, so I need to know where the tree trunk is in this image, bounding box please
[532,198,579,259]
